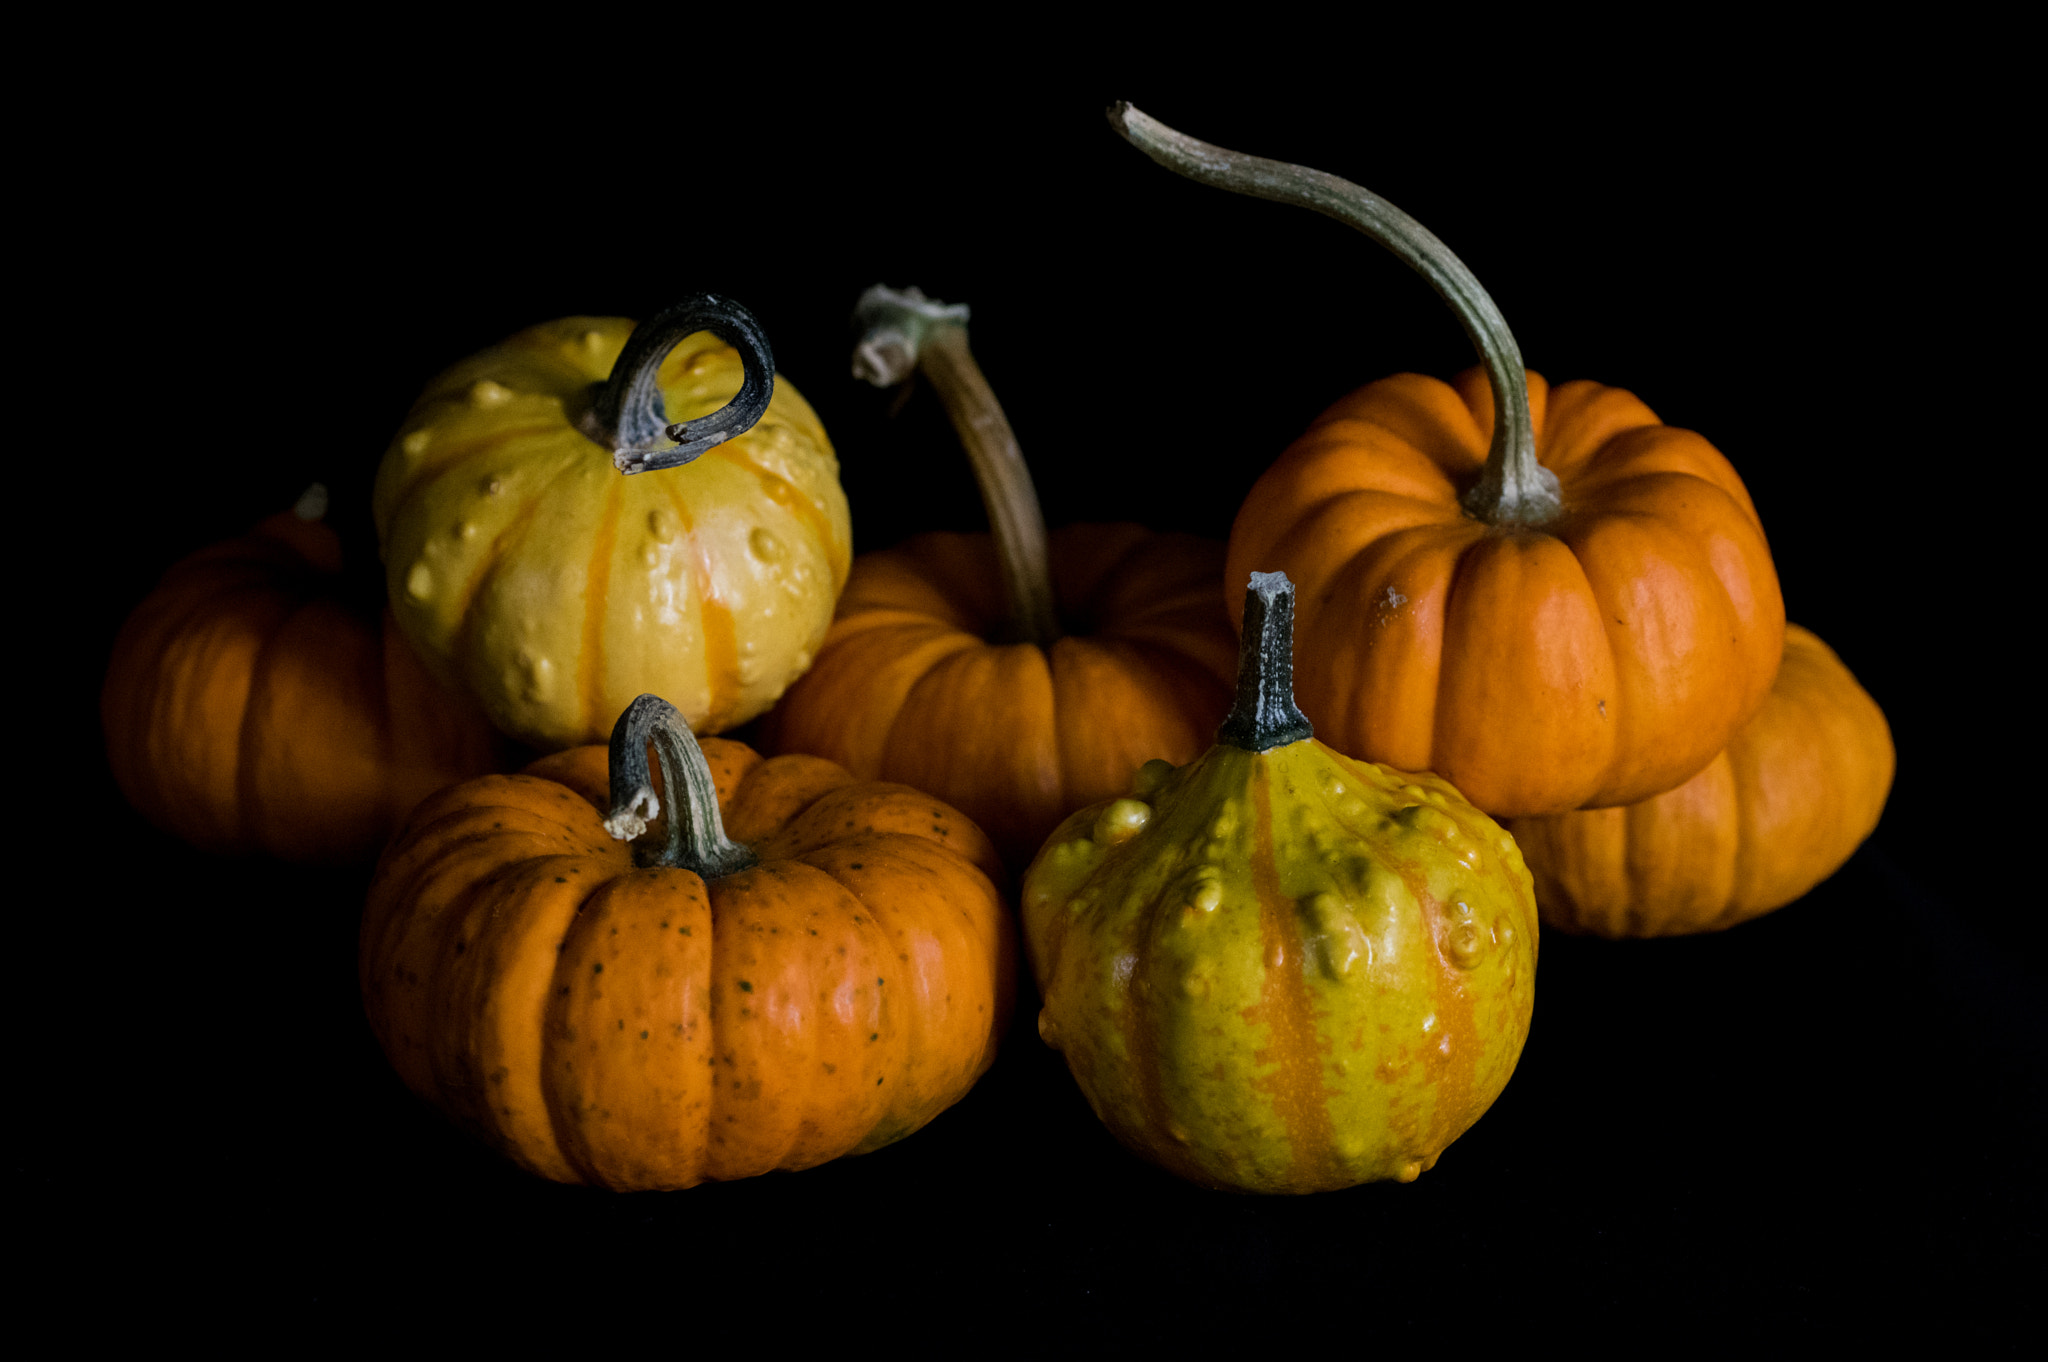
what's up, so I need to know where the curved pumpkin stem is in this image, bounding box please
[1108,103,1562,528]
[852,284,1062,647]
[604,694,758,876]
[579,294,776,476]
[1217,572,1314,753]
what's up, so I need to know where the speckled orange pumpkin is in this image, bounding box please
[361,695,1014,1189]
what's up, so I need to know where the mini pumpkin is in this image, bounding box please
[1507,625,1893,936]
[102,487,501,863]
[361,693,1014,1190]
[374,295,852,751]
[1112,104,1785,818]
[1022,573,1537,1193]
[761,286,1238,867]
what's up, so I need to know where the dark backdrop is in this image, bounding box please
[40,49,2039,1341]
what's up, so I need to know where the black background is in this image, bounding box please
[38,42,2040,1341]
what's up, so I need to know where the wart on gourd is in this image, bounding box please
[1021,572,1538,1193]
[374,294,851,750]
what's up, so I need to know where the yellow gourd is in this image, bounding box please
[374,296,852,750]
[1022,573,1538,1192]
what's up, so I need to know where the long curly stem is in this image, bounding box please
[1108,103,1561,528]
[853,284,1061,646]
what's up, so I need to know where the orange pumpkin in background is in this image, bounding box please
[761,287,1237,867]
[360,694,1014,1190]
[102,487,502,863]
[1507,625,1893,937]
[1112,105,1784,819]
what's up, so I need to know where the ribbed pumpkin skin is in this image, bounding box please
[1022,740,1537,1193]
[102,510,499,862]
[1507,625,1893,936]
[1227,369,1784,818]
[374,317,852,751]
[360,739,1013,1190]
[760,524,1237,868]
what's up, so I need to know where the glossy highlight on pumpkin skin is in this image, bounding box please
[1229,368,1784,817]
[373,316,852,750]
[360,737,1014,1191]
[1022,738,1538,1193]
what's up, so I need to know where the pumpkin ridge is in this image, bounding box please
[577,475,625,737]
[691,515,742,734]
[227,593,322,851]
[108,577,296,844]
[1247,762,1342,1188]
[541,865,715,1190]
[797,833,1005,1155]
[1429,533,1617,815]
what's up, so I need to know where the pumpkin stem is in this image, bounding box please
[603,694,758,876]
[852,284,1062,647]
[1218,572,1314,753]
[578,294,776,476]
[1107,103,1563,528]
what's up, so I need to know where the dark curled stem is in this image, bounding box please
[604,694,758,876]
[1217,572,1314,753]
[580,294,776,475]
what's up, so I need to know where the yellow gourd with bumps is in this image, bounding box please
[374,296,851,750]
[1022,573,1538,1192]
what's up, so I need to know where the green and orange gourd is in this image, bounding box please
[1023,573,1537,1192]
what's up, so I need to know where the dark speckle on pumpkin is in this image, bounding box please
[593,962,603,973]
[739,980,753,992]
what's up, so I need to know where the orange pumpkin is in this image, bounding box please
[1506,625,1893,936]
[102,488,501,862]
[761,287,1238,867]
[360,693,1014,1190]
[1113,105,1784,818]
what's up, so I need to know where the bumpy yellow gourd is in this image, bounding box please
[374,303,851,750]
[1022,574,1538,1193]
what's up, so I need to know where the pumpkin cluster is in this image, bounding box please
[103,105,1894,1201]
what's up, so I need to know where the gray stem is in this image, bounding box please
[1216,572,1314,753]
[852,285,1061,646]
[604,694,757,876]
[1108,103,1561,527]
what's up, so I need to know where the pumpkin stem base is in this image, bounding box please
[605,694,757,878]
[1217,572,1314,753]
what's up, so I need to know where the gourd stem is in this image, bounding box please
[852,285,1061,647]
[1217,572,1314,753]
[1107,103,1562,528]
[603,694,758,876]
[579,294,777,476]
